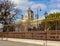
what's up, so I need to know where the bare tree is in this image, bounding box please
[0,0,20,32]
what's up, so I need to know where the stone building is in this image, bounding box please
[20,8,44,31]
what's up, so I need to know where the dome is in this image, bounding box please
[27,8,33,13]
[24,8,34,20]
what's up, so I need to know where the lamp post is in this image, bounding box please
[44,11,48,46]
[36,8,41,30]
[37,8,38,30]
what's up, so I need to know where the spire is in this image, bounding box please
[28,7,30,10]
[27,7,33,13]
[27,7,31,12]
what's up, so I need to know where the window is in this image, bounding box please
[56,36,59,38]
[40,36,43,38]
[50,36,55,38]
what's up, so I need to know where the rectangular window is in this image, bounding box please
[56,36,59,38]
[50,36,55,38]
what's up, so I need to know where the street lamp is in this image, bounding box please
[36,8,41,30]
[44,11,48,46]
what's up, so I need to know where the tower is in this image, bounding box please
[24,8,34,20]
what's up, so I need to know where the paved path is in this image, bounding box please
[0,38,60,46]
[0,40,41,46]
